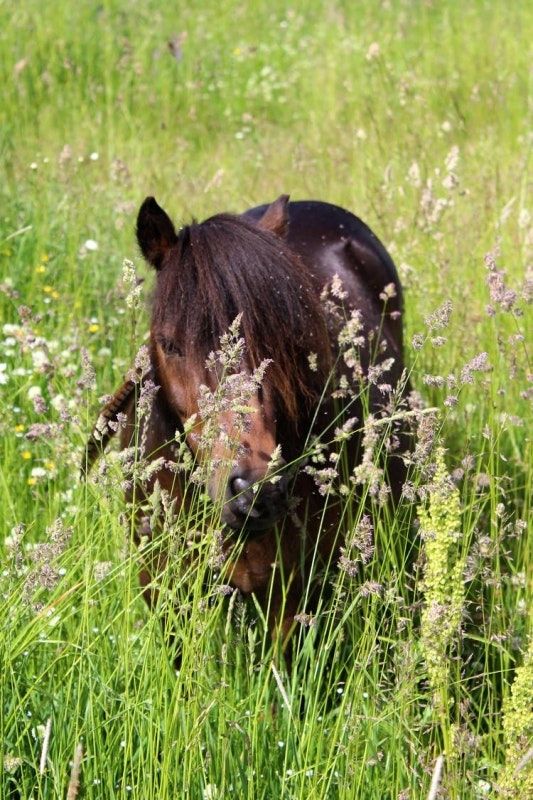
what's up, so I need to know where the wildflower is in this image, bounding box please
[348,514,374,562]
[31,349,51,373]
[29,467,47,484]
[407,162,421,187]
[32,391,48,414]
[22,518,72,605]
[330,273,348,300]
[122,258,143,310]
[444,145,459,172]
[379,282,397,301]
[500,636,533,797]
[66,743,83,800]
[366,42,380,60]
[424,299,453,331]
[484,251,518,314]
[418,446,464,705]
[444,395,459,407]
[88,323,100,333]
[93,561,113,581]
[137,378,160,420]
[77,349,96,390]
[460,352,490,384]
[84,239,98,251]
[358,580,382,598]
[423,374,446,388]
[351,414,384,496]
[3,755,22,774]
[339,515,375,577]
[294,613,317,628]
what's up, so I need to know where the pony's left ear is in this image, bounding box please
[256,194,290,238]
[136,197,178,270]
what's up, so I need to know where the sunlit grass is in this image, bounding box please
[1,0,531,797]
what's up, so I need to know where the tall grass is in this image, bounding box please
[1,1,531,797]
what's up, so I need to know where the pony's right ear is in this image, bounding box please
[136,197,178,270]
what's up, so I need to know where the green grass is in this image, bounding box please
[1,1,532,797]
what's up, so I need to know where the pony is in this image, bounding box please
[85,195,411,667]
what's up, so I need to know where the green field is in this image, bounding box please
[1,1,531,797]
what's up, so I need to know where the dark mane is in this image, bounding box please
[152,213,332,418]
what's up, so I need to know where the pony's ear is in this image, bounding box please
[256,194,290,239]
[136,197,178,270]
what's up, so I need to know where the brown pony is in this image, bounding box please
[85,195,410,665]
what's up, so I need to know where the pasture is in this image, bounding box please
[0,1,531,797]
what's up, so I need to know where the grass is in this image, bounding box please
[1,0,532,797]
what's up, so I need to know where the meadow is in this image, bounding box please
[0,0,531,797]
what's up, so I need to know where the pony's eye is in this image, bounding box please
[158,336,183,357]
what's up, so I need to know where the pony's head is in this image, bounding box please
[136,196,331,533]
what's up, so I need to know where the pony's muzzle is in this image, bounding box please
[223,466,289,533]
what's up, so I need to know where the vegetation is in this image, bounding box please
[0,1,531,797]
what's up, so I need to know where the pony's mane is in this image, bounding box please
[152,213,332,418]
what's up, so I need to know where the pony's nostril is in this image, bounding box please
[231,476,252,496]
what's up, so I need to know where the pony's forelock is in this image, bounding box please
[151,213,331,418]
